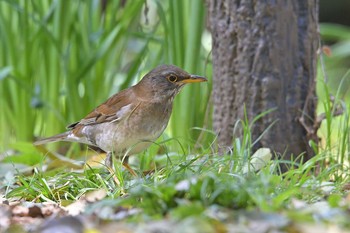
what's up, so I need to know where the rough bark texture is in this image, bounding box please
[208,1,319,163]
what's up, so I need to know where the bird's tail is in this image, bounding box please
[33,132,71,145]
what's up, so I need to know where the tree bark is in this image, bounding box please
[207,1,319,164]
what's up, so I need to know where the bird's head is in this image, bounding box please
[136,65,207,101]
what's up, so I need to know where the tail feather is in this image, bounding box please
[34,132,71,145]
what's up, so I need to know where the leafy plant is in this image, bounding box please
[0,0,211,154]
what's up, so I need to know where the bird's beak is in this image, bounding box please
[179,75,207,84]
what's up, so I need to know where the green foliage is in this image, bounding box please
[319,23,350,101]
[3,146,348,220]
[2,142,43,165]
[0,0,210,152]
[0,2,349,230]
[1,100,349,226]
[318,23,350,177]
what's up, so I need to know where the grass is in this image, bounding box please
[0,102,349,231]
[0,1,350,231]
[2,103,349,227]
[0,0,211,152]
[318,23,350,180]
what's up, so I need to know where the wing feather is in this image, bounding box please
[69,88,138,135]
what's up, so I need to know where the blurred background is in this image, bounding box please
[0,0,211,157]
[0,0,349,157]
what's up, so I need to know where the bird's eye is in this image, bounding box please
[167,75,178,83]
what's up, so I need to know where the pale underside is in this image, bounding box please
[67,100,172,156]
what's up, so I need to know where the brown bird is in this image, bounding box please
[34,65,207,174]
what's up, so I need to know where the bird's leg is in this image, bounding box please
[106,152,137,177]
[105,151,114,169]
[105,151,121,186]
[121,156,137,177]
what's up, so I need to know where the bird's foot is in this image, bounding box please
[122,161,138,177]
[105,152,138,183]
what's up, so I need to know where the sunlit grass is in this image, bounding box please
[0,101,348,228]
[0,1,350,229]
[3,107,349,215]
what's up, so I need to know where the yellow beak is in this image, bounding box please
[179,75,207,84]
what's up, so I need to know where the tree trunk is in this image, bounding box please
[207,1,319,164]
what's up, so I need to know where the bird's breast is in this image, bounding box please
[80,100,172,154]
[131,100,172,138]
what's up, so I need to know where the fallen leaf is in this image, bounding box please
[12,205,29,217]
[85,189,107,203]
[65,199,86,216]
[242,148,272,173]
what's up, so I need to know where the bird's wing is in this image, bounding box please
[68,88,139,133]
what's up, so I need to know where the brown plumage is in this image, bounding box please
[34,65,207,172]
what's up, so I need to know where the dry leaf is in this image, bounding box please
[85,189,107,203]
[65,199,86,216]
[242,148,272,173]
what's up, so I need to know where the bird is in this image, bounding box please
[34,64,207,175]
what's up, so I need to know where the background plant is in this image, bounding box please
[317,23,350,171]
[0,0,349,178]
[1,2,350,230]
[0,0,211,153]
